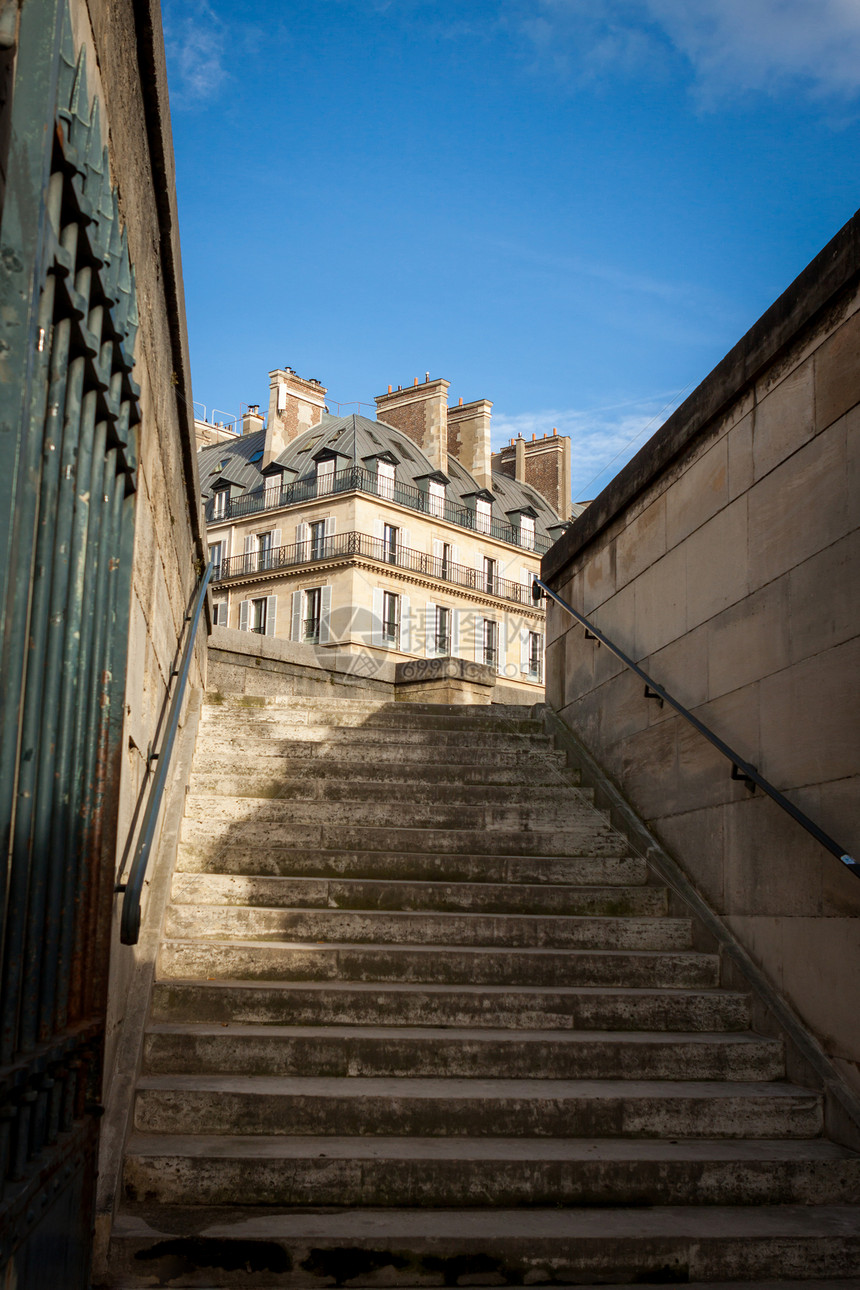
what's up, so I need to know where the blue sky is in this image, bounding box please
[163,0,860,500]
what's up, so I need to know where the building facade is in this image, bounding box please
[198,371,575,694]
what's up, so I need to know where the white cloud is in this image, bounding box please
[492,388,690,500]
[511,0,860,102]
[163,1,230,105]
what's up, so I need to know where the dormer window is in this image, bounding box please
[428,478,445,518]
[520,514,535,550]
[476,497,492,534]
[316,457,335,495]
[212,486,228,520]
[377,459,395,500]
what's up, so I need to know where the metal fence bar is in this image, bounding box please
[534,576,858,877]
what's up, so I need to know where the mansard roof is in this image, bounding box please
[197,412,561,541]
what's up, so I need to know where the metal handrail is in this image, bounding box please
[533,576,858,877]
[118,562,214,944]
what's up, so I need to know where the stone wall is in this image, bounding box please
[543,210,860,1095]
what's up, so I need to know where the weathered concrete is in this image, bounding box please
[543,208,860,1100]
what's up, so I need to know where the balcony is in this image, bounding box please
[213,530,542,609]
[206,466,551,556]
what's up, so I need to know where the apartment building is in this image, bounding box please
[198,370,576,694]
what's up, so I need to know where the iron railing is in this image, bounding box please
[206,466,551,555]
[214,530,544,608]
[118,563,213,944]
[533,576,858,877]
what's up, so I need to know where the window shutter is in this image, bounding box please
[451,608,460,657]
[400,594,411,651]
[265,595,277,636]
[244,534,255,554]
[371,587,384,647]
[291,591,301,641]
[400,528,410,552]
[319,585,332,644]
[272,528,281,549]
[432,539,443,561]
[239,600,250,632]
[520,624,530,672]
[474,615,484,662]
[425,602,436,656]
[373,518,384,542]
[497,618,507,674]
[452,544,460,567]
[324,516,336,536]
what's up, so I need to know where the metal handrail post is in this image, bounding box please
[533,576,858,877]
[118,562,213,944]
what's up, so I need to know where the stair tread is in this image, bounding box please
[134,1074,816,1099]
[144,1022,775,1045]
[152,978,745,998]
[159,937,710,957]
[124,1133,855,1162]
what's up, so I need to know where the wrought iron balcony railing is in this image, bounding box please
[206,466,551,555]
[213,530,542,608]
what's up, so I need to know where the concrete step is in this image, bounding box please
[150,980,752,1032]
[202,710,546,733]
[195,722,552,746]
[206,698,538,717]
[175,846,647,885]
[187,774,586,804]
[178,819,628,860]
[103,1205,860,1287]
[133,1075,823,1139]
[122,1134,859,1208]
[169,873,668,917]
[189,756,578,789]
[142,1025,782,1081]
[192,737,569,768]
[157,940,721,989]
[163,904,692,952]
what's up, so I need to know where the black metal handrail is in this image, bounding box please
[118,562,214,944]
[213,530,543,609]
[206,465,551,556]
[534,576,858,877]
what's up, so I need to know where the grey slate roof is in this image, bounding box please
[197,413,562,541]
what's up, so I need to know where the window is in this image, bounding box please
[209,541,223,579]
[483,556,496,595]
[264,470,284,503]
[383,591,400,646]
[520,514,535,550]
[310,519,326,559]
[428,478,445,517]
[435,605,450,655]
[483,618,498,668]
[476,497,492,534]
[377,459,395,500]
[212,600,228,626]
[251,597,267,634]
[304,587,322,641]
[316,457,335,494]
[256,531,273,571]
[249,450,264,463]
[383,523,398,564]
[529,631,543,681]
[440,542,452,580]
[212,488,228,519]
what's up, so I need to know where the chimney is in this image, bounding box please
[490,429,572,519]
[241,404,264,437]
[264,369,327,468]
[375,376,450,474]
[446,397,493,491]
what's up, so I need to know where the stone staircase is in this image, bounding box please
[106,694,860,1286]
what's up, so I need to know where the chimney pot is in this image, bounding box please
[459,397,463,406]
[552,427,557,434]
[413,377,419,387]
[388,384,392,393]
[425,372,430,382]
[532,433,536,441]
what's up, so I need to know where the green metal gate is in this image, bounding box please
[0,1,140,1282]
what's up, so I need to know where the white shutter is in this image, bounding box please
[452,544,460,567]
[324,516,336,536]
[497,619,507,674]
[520,624,530,672]
[244,534,255,554]
[474,615,484,662]
[400,528,410,554]
[425,602,436,656]
[451,608,460,657]
[239,600,250,632]
[265,595,277,636]
[371,587,384,647]
[291,591,301,641]
[373,518,384,541]
[272,528,282,549]
[400,594,410,651]
[432,539,443,561]
[319,585,332,644]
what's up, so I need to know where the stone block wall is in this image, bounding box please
[543,210,860,1095]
